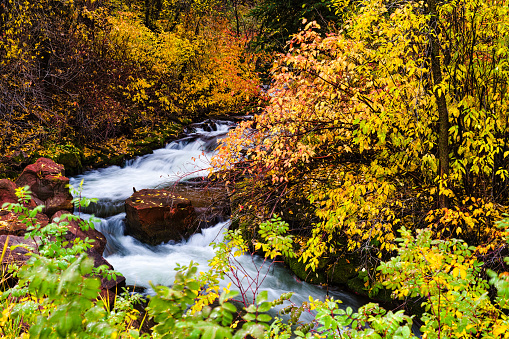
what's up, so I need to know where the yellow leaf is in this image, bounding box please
[494,325,508,336]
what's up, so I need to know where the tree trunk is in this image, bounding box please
[427,0,450,209]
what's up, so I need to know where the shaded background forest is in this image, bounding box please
[0,0,337,177]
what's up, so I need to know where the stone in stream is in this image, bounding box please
[15,157,74,217]
[124,189,197,246]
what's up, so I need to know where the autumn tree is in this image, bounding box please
[213,0,509,278]
[0,0,262,176]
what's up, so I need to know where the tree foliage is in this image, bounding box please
[0,0,262,177]
[213,0,509,277]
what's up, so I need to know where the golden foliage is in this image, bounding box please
[213,0,509,273]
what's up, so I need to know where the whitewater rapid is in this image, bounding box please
[71,120,367,315]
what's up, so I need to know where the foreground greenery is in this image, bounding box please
[3,0,509,336]
[3,186,509,338]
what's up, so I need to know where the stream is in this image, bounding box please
[70,120,369,319]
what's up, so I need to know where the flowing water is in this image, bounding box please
[70,120,368,318]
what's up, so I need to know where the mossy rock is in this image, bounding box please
[328,257,359,285]
[346,275,366,294]
[105,154,125,167]
[284,255,326,285]
[283,255,359,285]
[347,276,393,303]
[128,144,153,156]
[55,151,82,174]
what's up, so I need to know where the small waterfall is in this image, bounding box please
[72,120,368,316]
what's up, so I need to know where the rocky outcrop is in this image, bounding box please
[125,189,197,245]
[0,211,49,236]
[15,157,73,217]
[0,179,18,206]
[51,210,107,255]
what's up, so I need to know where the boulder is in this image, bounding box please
[86,249,126,308]
[0,235,39,267]
[15,158,74,217]
[0,179,18,206]
[0,211,49,236]
[125,189,197,245]
[168,181,230,229]
[51,210,107,255]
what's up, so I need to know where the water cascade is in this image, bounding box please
[70,121,368,315]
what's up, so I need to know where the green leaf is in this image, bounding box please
[256,290,268,304]
[246,304,257,313]
[256,313,272,322]
[202,326,217,339]
[222,302,237,313]
[243,313,256,322]
[257,301,272,313]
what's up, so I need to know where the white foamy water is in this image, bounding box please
[70,122,233,202]
[89,215,365,313]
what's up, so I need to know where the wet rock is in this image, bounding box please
[203,120,217,132]
[0,235,39,267]
[0,211,49,236]
[87,249,126,307]
[51,210,107,255]
[186,119,225,134]
[15,158,73,217]
[0,179,18,206]
[165,182,230,229]
[125,189,197,246]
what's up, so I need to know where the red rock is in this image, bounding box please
[15,158,73,216]
[0,235,39,267]
[0,179,18,207]
[86,249,126,308]
[0,211,49,236]
[125,189,197,245]
[51,210,107,255]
